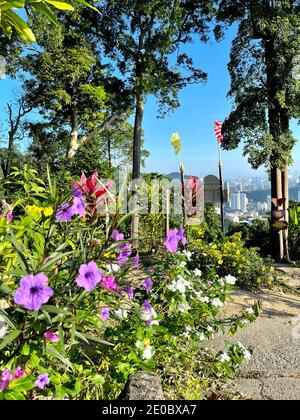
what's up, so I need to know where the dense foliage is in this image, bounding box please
[0,168,260,400]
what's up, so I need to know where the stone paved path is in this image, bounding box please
[210,266,300,400]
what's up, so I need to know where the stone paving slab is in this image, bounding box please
[207,269,300,400]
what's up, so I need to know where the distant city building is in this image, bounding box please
[226,213,240,224]
[240,193,248,212]
[231,193,241,211]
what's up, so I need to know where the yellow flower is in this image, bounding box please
[43,207,53,217]
[270,267,275,273]
[143,338,151,347]
[26,205,42,218]
[257,277,262,284]
[236,250,241,256]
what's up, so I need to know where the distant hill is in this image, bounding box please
[167,172,199,181]
[246,185,300,202]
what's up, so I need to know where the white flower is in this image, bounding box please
[224,275,237,286]
[142,346,155,360]
[199,296,210,304]
[193,269,202,277]
[179,261,187,268]
[218,279,225,287]
[177,302,190,313]
[183,326,193,337]
[135,340,144,350]
[211,298,224,308]
[168,277,191,294]
[106,263,121,274]
[237,342,252,361]
[245,308,254,315]
[241,319,250,326]
[196,332,206,342]
[114,309,128,320]
[207,326,214,333]
[219,353,231,363]
[183,250,192,260]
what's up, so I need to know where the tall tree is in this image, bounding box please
[21,12,131,160]
[217,0,300,261]
[0,98,32,180]
[94,0,217,236]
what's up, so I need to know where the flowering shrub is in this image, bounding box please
[189,226,278,289]
[0,168,260,400]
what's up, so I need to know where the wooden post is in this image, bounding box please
[165,188,170,236]
[218,143,225,233]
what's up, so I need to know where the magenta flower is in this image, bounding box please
[44,331,60,343]
[72,196,86,217]
[133,253,140,269]
[76,262,102,291]
[35,374,50,390]
[111,229,124,241]
[1,369,13,381]
[101,276,117,291]
[143,278,153,294]
[14,367,25,379]
[100,307,110,322]
[14,273,53,311]
[6,214,13,221]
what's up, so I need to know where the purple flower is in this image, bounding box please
[0,379,9,390]
[72,196,86,217]
[143,278,153,294]
[14,273,54,311]
[1,369,13,381]
[164,225,187,253]
[76,262,102,291]
[56,202,75,222]
[111,229,124,241]
[35,374,50,390]
[133,253,140,269]
[44,331,60,343]
[126,288,134,300]
[141,300,157,328]
[71,185,83,198]
[178,224,187,246]
[100,307,110,322]
[164,229,180,253]
[100,276,117,291]
[118,243,132,265]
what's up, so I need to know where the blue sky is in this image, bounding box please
[1,25,300,180]
[142,27,300,179]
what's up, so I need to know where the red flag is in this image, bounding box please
[214,121,223,143]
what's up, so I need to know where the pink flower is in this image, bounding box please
[44,331,60,343]
[6,214,13,221]
[101,276,117,291]
[14,366,25,379]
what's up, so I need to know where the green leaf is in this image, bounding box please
[9,231,30,273]
[44,0,74,10]
[90,374,105,385]
[0,329,21,351]
[80,333,115,347]
[41,305,71,316]
[3,10,36,42]
[0,308,17,329]
[9,376,35,392]
[4,390,26,400]
[46,345,73,370]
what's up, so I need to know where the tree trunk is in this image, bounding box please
[4,129,16,179]
[282,166,290,261]
[131,93,144,238]
[67,108,79,159]
[265,36,285,261]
